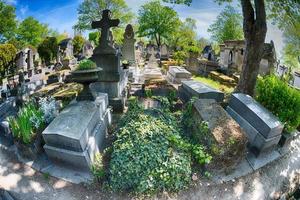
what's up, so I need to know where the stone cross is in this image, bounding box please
[92,9,120,46]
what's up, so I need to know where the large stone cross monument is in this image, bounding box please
[90,9,128,112]
[92,9,120,54]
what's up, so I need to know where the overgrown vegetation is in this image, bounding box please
[8,103,45,144]
[192,75,234,94]
[76,59,97,71]
[109,100,211,194]
[256,75,300,132]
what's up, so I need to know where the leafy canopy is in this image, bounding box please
[17,17,49,47]
[138,0,180,47]
[0,0,17,43]
[0,43,17,77]
[37,37,58,64]
[72,35,85,55]
[208,5,244,43]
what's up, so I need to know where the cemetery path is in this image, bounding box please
[0,137,299,200]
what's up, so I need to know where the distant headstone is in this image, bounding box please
[179,80,224,103]
[160,44,169,60]
[275,65,288,78]
[293,71,300,89]
[122,24,136,63]
[227,93,284,156]
[167,66,192,84]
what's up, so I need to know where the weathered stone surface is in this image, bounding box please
[227,106,281,154]
[228,93,283,139]
[43,101,100,152]
[192,99,248,170]
[167,66,192,84]
[179,80,224,102]
[122,24,136,62]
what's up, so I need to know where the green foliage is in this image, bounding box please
[173,51,187,65]
[73,35,85,55]
[76,59,97,71]
[17,16,49,47]
[88,31,100,46]
[91,153,106,181]
[8,103,45,144]
[208,5,243,43]
[0,43,17,77]
[145,89,153,98]
[110,105,194,194]
[256,75,300,131]
[138,0,180,47]
[37,37,58,64]
[162,0,192,6]
[0,0,17,43]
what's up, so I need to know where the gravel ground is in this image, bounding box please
[0,137,299,200]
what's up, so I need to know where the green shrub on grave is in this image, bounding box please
[109,103,211,194]
[256,75,300,132]
[76,59,97,71]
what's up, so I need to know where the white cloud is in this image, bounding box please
[20,5,28,15]
[4,0,17,5]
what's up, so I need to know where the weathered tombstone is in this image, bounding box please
[179,80,224,103]
[226,93,284,156]
[122,24,136,63]
[293,71,300,89]
[160,44,169,60]
[275,65,288,78]
[90,9,128,112]
[167,66,192,84]
[82,41,94,58]
[192,99,247,170]
[43,99,110,171]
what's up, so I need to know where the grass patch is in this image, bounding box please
[192,75,234,94]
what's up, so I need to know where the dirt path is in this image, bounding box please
[0,137,299,200]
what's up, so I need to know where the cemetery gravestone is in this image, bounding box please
[167,66,192,84]
[293,71,300,89]
[160,44,169,61]
[193,99,247,170]
[179,80,224,103]
[122,24,136,63]
[226,93,284,156]
[90,9,128,112]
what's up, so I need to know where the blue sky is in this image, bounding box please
[4,0,284,56]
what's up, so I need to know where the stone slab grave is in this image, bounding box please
[193,99,247,171]
[42,95,111,171]
[167,66,192,84]
[226,93,284,169]
[179,80,224,103]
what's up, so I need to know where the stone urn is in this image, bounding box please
[71,68,102,101]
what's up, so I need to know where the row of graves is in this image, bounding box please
[0,9,130,183]
[0,9,298,188]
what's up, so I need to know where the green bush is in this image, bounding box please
[256,75,300,131]
[76,59,97,71]
[9,103,45,144]
[91,153,106,182]
[109,105,192,194]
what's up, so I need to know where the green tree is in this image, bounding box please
[197,37,210,52]
[17,17,49,47]
[0,43,17,78]
[37,37,58,65]
[138,1,181,48]
[167,18,197,50]
[73,35,85,55]
[208,5,244,43]
[0,0,17,43]
[89,31,100,46]
[74,0,134,45]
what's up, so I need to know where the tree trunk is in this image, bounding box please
[236,0,267,96]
